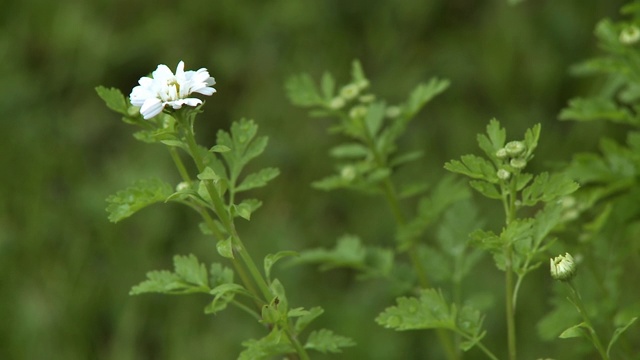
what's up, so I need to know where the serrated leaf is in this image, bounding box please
[239,328,294,360]
[231,198,263,220]
[444,154,498,183]
[477,118,506,160]
[523,123,541,157]
[206,283,248,315]
[106,178,174,223]
[236,167,280,192]
[294,306,325,333]
[216,237,234,259]
[469,180,501,199]
[304,329,356,354]
[285,73,324,107]
[521,172,580,206]
[130,254,209,295]
[264,251,298,282]
[96,86,129,115]
[403,78,450,119]
[559,97,634,124]
[197,166,220,181]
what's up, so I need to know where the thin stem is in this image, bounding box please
[567,282,609,360]
[169,147,192,184]
[502,176,518,360]
[455,331,500,360]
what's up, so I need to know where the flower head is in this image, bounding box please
[620,25,640,45]
[550,253,577,281]
[130,61,216,119]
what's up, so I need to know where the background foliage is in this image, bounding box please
[0,0,633,359]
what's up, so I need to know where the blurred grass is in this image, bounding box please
[0,0,629,359]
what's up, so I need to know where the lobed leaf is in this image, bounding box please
[130,254,210,295]
[285,73,324,107]
[106,178,174,223]
[444,154,498,183]
[236,167,280,192]
[238,328,294,360]
[96,86,129,115]
[304,329,356,354]
[402,78,450,119]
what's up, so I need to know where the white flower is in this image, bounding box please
[130,61,216,119]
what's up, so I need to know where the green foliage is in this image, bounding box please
[304,329,356,354]
[130,254,211,295]
[105,178,174,223]
[288,60,449,194]
[375,289,486,352]
[291,235,394,280]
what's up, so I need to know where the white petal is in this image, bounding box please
[140,98,164,119]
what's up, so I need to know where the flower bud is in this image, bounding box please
[340,84,360,100]
[497,168,511,180]
[620,25,640,45]
[550,253,577,281]
[349,105,368,119]
[496,148,508,159]
[510,158,527,169]
[340,166,356,181]
[505,141,526,157]
[176,181,190,192]
[329,97,345,110]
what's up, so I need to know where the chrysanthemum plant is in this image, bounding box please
[287,61,494,359]
[97,61,354,359]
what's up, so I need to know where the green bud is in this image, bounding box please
[340,166,356,181]
[550,253,577,281]
[496,148,508,159]
[497,168,511,180]
[620,25,640,45]
[505,141,526,157]
[349,105,368,119]
[329,97,345,110]
[510,158,527,169]
[340,83,360,100]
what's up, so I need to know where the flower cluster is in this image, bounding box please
[130,61,216,119]
[495,140,529,180]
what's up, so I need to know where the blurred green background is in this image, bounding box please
[0,0,630,359]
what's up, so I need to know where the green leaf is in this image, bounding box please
[106,178,174,223]
[364,102,385,137]
[205,264,238,315]
[239,328,294,360]
[209,144,231,153]
[559,97,634,124]
[559,322,590,339]
[96,86,128,115]
[351,59,367,85]
[236,167,280,192]
[403,78,450,119]
[292,235,393,279]
[329,143,370,159]
[375,288,486,349]
[521,172,580,206]
[320,71,335,100]
[264,251,298,282]
[477,118,506,160]
[294,306,325,333]
[304,329,356,354]
[607,317,638,357]
[231,198,263,220]
[285,73,324,107]
[469,180,501,199]
[217,119,269,179]
[197,166,220,181]
[130,254,209,295]
[523,123,541,157]
[389,150,424,167]
[216,237,234,259]
[444,154,498,183]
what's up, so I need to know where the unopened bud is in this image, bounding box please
[497,168,511,180]
[496,148,508,159]
[340,84,360,100]
[329,97,345,110]
[349,105,368,119]
[620,25,640,45]
[510,158,527,169]
[176,181,190,192]
[340,166,356,181]
[505,141,526,157]
[550,253,577,281]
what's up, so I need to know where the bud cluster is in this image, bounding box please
[495,140,529,181]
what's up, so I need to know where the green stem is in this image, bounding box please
[169,147,192,184]
[455,330,500,360]
[176,113,310,360]
[567,282,609,360]
[502,176,518,360]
